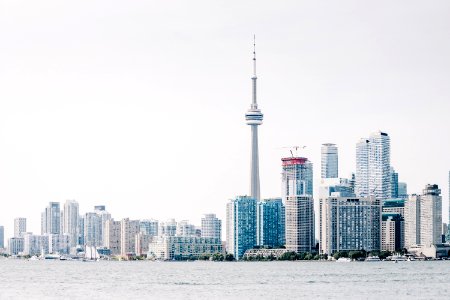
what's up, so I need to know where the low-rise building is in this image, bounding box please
[8,237,24,255]
[148,236,222,260]
[243,248,289,260]
[408,244,450,259]
[23,234,50,256]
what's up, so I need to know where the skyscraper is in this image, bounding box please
[84,212,102,247]
[282,157,315,252]
[321,143,338,178]
[63,200,79,248]
[319,196,381,255]
[14,218,27,237]
[245,38,263,201]
[120,218,140,257]
[405,184,442,248]
[0,226,4,248]
[257,198,285,248]
[41,202,61,235]
[140,219,159,237]
[398,182,408,199]
[201,214,221,240]
[404,194,421,248]
[226,196,257,260]
[390,167,399,198]
[419,184,442,246]
[355,131,391,200]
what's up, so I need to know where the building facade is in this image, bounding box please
[140,219,159,237]
[159,219,177,237]
[404,184,442,248]
[104,219,121,255]
[176,220,196,237]
[390,168,399,198]
[148,236,222,260]
[226,196,257,260]
[405,194,421,248]
[120,218,140,257]
[419,184,442,246]
[355,132,391,200]
[381,214,404,252]
[319,196,381,255]
[23,234,50,256]
[321,143,338,179]
[0,226,4,249]
[201,214,221,240]
[63,200,79,248]
[282,157,315,253]
[8,237,24,255]
[257,198,285,248]
[14,218,27,237]
[41,202,61,235]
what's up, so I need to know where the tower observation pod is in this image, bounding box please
[245,36,263,201]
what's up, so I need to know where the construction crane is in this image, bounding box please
[280,146,307,157]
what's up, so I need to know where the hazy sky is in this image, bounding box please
[1,0,449,238]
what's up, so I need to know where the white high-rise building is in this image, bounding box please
[405,194,421,248]
[0,226,4,249]
[355,131,390,200]
[14,218,27,237]
[405,184,442,248]
[84,212,102,247]
[104,219,121,255]
[140,219,159,237]
[120,218,140,257]
[23,234,49,256]
[419,185,442,246]
[245,38,263,201]
[321,143,338,178]
[63,200,79,248]
[201,214,221,240]
[159,219,177,237]
[176,220,196,237]
[41,202,61,234]
[319,196,381,255]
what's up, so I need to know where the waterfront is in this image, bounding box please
[1,260,449,299]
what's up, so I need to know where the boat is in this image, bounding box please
[29,256,39,261]
[365,256,380,262]
[390,254,407,262]
[44,253,61,260]
[336,257,352,263]
[83,246,99,262]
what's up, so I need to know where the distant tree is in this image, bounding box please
[304,253,313,260]
[225,253,234,261]
[379,251,391,260]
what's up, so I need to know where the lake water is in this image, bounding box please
[0,259,449,299]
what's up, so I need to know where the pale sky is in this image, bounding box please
[1,0,449,239]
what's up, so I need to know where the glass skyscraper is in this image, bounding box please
[321,143,338,178]
[226,196,257,260]
[355,131,391,200]
[257,198,285,248]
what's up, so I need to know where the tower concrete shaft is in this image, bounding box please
[245,37,263,201]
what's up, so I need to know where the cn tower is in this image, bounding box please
[245,36,263,201]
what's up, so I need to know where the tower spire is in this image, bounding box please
[245,35,263,201]
[253,34,256,77]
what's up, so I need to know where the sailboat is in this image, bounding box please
[83,246,99,262]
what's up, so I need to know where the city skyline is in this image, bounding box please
[1,1,450,238]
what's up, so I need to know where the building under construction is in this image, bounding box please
[282,157,315,253]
